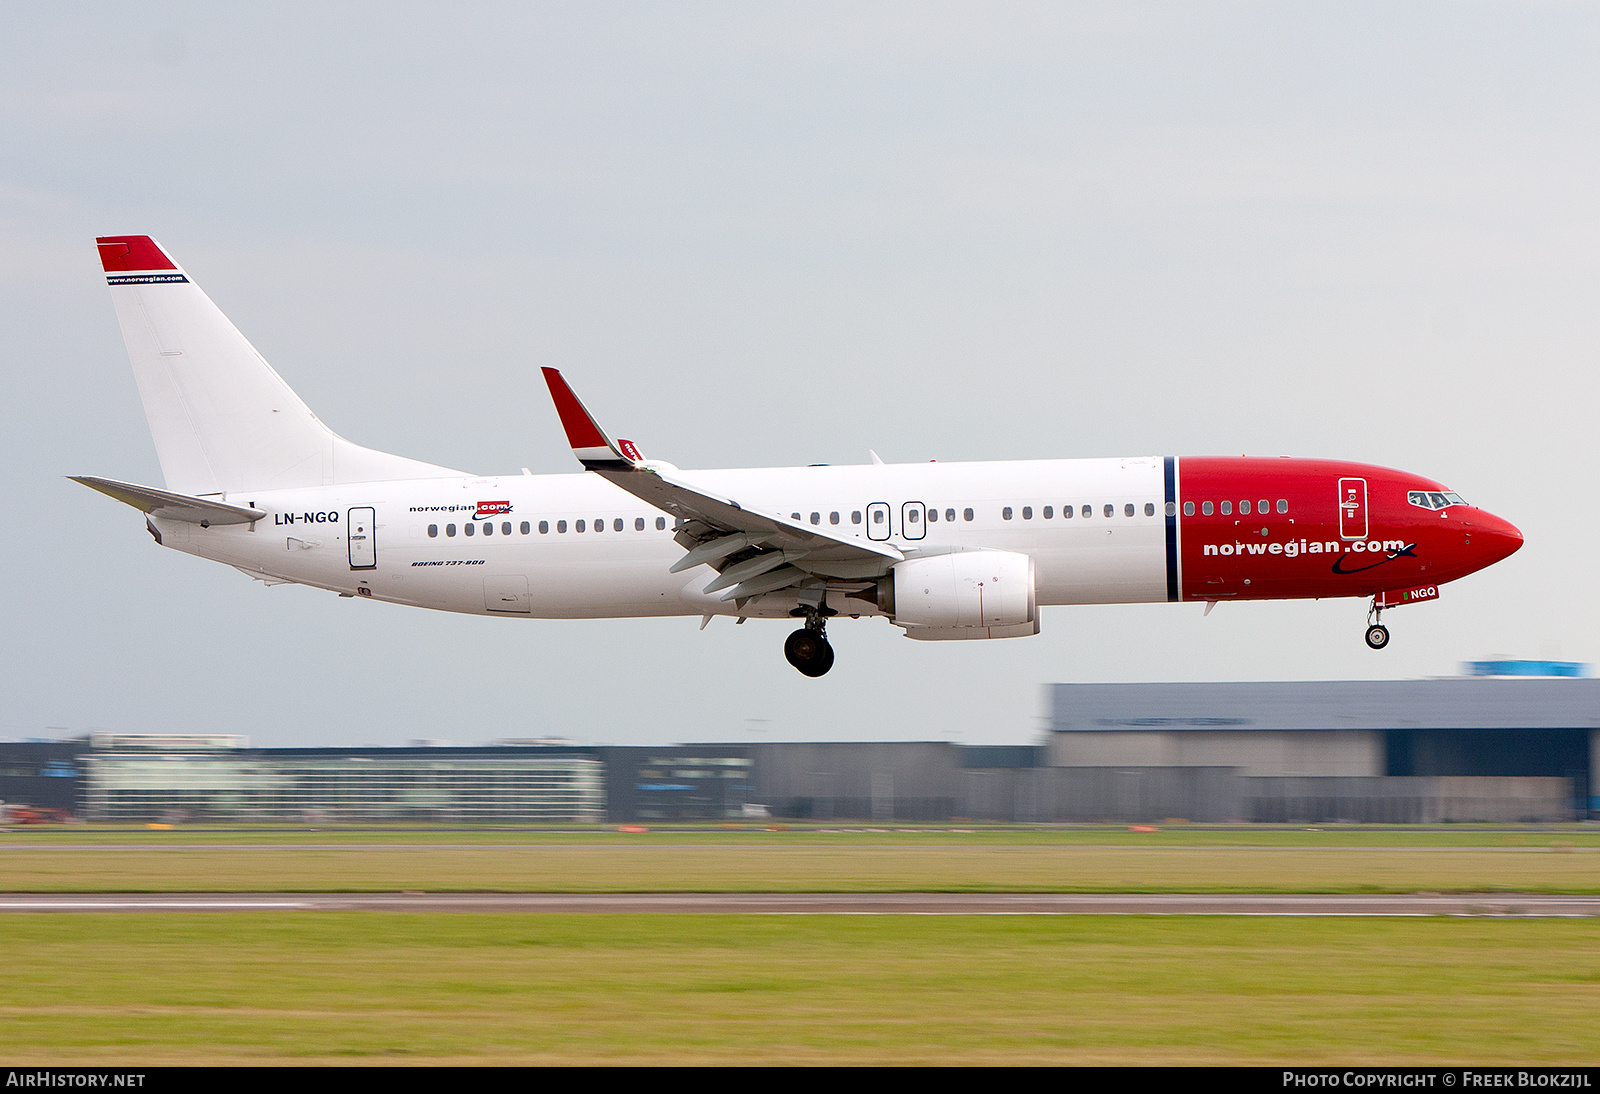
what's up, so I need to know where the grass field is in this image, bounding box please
[1,825,1597,893]
[1,913,1596,1064]
[5,826,1597,1063]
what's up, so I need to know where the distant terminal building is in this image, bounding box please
[0,667,1591,824]
[78,735,604,823]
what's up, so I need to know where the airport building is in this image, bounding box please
[1,669,1593,824]
[74,735,604,823]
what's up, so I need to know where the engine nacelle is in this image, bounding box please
[889,549,1037,637]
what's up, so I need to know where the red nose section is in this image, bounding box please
[1477,511,1524,566]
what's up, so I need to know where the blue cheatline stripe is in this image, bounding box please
[1164,456,1179,602]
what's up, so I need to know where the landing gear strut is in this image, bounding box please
[1364,601,1390,650]
[784,591,836,677]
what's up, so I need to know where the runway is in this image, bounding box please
[1,892,1597,915]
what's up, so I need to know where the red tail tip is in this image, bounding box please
[96,236,177,273]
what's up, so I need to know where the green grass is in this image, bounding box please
[2,826,1598,893]
[1,914,1596,1064]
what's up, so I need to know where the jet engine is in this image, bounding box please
[885,549,1038,640]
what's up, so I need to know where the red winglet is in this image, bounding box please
[540,368,610,451]
[96,236,178,273]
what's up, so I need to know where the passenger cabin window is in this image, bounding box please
[1220,501,1231,515]
[557,520,567,533]
[1184,502,1195,516]
[504,522,513,535]
[576,520,586,532]
[811,512,821,525]
[1276,500,1288,514]
[1164,502,1176,516]
[873,510,885,524]
[1201,502,1212,516]
[482,522,492,535]
[1021,506,1031,519]
[963,508,974,521]
[465,522,475,536]
[446,523,457,537]
[1081,505,1091,518]
[656,517,667,530]
[1259,499,1269,514]
[635,517,645,531]
[1124,503,1135,517]
[1003,507,1013,520]
[1145,503,1156,517]
[1062,505,1073,519]
[852,511,862,524]
[539,521,549,534]
[927,509,938,522]
[1103,504,1113,518]
[1043,506,1053,519]
[945,509,956,522]
[830,512,840,525]
[428,524,438,537]
[1239,500,1250,515]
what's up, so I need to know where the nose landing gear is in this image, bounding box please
[1364,601,1390,650]
[784,591,836,677]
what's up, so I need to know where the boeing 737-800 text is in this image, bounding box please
[77,236,1523,675]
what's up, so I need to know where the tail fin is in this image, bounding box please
[96,236,465,495]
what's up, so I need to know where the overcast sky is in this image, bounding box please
[3,3,1595,747]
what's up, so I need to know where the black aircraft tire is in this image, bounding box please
[1365,624,1390,650]
[784,629,835,677]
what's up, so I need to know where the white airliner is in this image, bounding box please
[79,236,1522,675]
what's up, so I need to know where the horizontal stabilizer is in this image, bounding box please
[70,475,265,526]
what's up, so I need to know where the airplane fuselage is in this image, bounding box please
[85,234,1524,672]
[157,454,1521,621]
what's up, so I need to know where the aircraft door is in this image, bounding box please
[901,501,926,541]
[347,508,376,569]
[1337,479,1368,540]
[866,502,891,541]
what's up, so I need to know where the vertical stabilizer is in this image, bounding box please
[96,236,466,495]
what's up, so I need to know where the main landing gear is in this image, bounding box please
[784,591,836,677]
[1364,601,1390,650]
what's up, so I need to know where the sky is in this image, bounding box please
[2,3,1596,747]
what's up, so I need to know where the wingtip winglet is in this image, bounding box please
[540,369,638,471]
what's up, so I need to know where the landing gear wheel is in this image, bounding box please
[784,627,835,677]
[1365,624,1390,650]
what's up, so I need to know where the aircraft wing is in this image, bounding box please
[71,475,267,526]
[541,369,902,599]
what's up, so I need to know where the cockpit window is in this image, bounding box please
[1409,490,1468,510]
